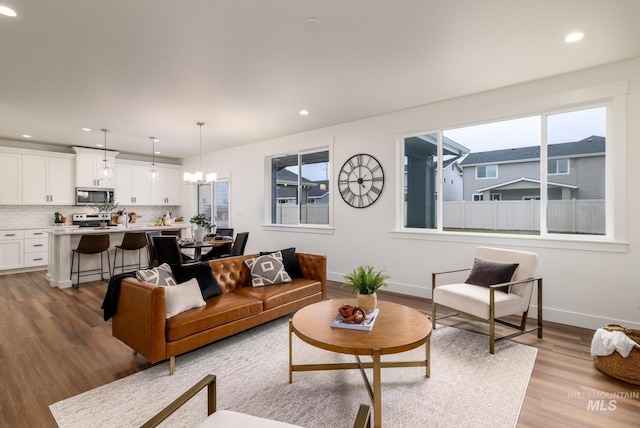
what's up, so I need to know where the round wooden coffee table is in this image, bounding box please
[289,299,431,427]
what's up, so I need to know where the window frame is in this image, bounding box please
[548,158,570,175]
[197,177,231,229]
[395,81,628,252]
[475,164,498,179]
[264,145,334,232]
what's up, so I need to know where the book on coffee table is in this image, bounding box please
[331,308,379,331]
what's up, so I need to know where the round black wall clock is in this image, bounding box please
[338,153,385,208]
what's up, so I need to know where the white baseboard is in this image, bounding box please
[327,271,640,331]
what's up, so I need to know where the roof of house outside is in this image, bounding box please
[276,169,317,187]
[459,135,605,166]
[476,177,579,192]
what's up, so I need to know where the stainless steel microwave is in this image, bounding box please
[75,187,115,206]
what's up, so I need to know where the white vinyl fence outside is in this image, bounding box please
[275,204,329,225]
[442,199,605,234]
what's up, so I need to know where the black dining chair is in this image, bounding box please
[145,231,162,267]
[215,228,234,237]
[229,232,249,256]
[200,232,249,261]
[152,236,194,266]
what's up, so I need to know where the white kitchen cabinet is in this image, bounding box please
[73,147,118,188]
[151,166,181,205]
[114,162,152,205]
[0,230,24,270]
[22,155,74,205]
[0,152,22,204]
[23,229,48,267]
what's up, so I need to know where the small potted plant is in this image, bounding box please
[190,214,211,242]
[341,265,389,313]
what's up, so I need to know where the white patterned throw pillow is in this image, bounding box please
[136,263,177,286]
[245,251,292,287]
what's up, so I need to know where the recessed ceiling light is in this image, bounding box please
[22,134,32,138]
[564,31,585,43]
[302,18,321,31]
[299,109,309,116]
[81,127,92,132]
[0,6,17,17]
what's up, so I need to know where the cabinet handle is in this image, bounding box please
[34,233,44,235]
[34,244,44,247]
[33,258,44,261]
[4,234,16,237]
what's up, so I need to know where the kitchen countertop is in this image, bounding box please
[44,223,190,235]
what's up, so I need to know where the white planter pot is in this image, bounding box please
[193,225,207,242]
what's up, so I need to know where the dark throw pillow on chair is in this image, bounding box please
[171,262,222,299]
[464,258,519,293]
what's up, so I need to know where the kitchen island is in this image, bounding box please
[45,223,191,289]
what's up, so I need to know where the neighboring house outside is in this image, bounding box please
[458,135,605,202]
[274,169,328,224]
[275,168,318,203]
[441,159,464,201]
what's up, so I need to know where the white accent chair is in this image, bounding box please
[141,374,371,428]
[431,246,542,353]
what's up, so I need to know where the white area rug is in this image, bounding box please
[50,317,537,428]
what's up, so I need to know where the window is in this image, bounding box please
[270,150,330,225]
[476,165,497,179]
[197,185,212,222]
[402,105,607,237]
[198,179,231,228]
[213,180,230,228]
[548,159,569,174]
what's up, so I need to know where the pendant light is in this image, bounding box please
[98,128,113,181]
[183,121,217,184]
[148,137,160,183]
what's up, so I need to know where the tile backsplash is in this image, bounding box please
[0,206,182,229]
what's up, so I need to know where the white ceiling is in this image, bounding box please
[1,0,639,160]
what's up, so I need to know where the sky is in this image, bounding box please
[443,106,606,152]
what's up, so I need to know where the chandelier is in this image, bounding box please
[98,128,113,181]
[149,136,160,183]
[183,121,216,184]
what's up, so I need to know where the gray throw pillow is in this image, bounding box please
[259,247,303,278]
[136,263,177,286]
[245,251,292,287]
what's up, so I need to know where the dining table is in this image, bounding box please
[179,236,233,260]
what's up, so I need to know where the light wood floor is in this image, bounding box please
[1,271,638,427]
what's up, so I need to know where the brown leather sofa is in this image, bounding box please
[112,252,326,374]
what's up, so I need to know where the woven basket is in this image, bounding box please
[593,324,640,385]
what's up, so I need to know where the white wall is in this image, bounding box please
[182,57,640,330]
